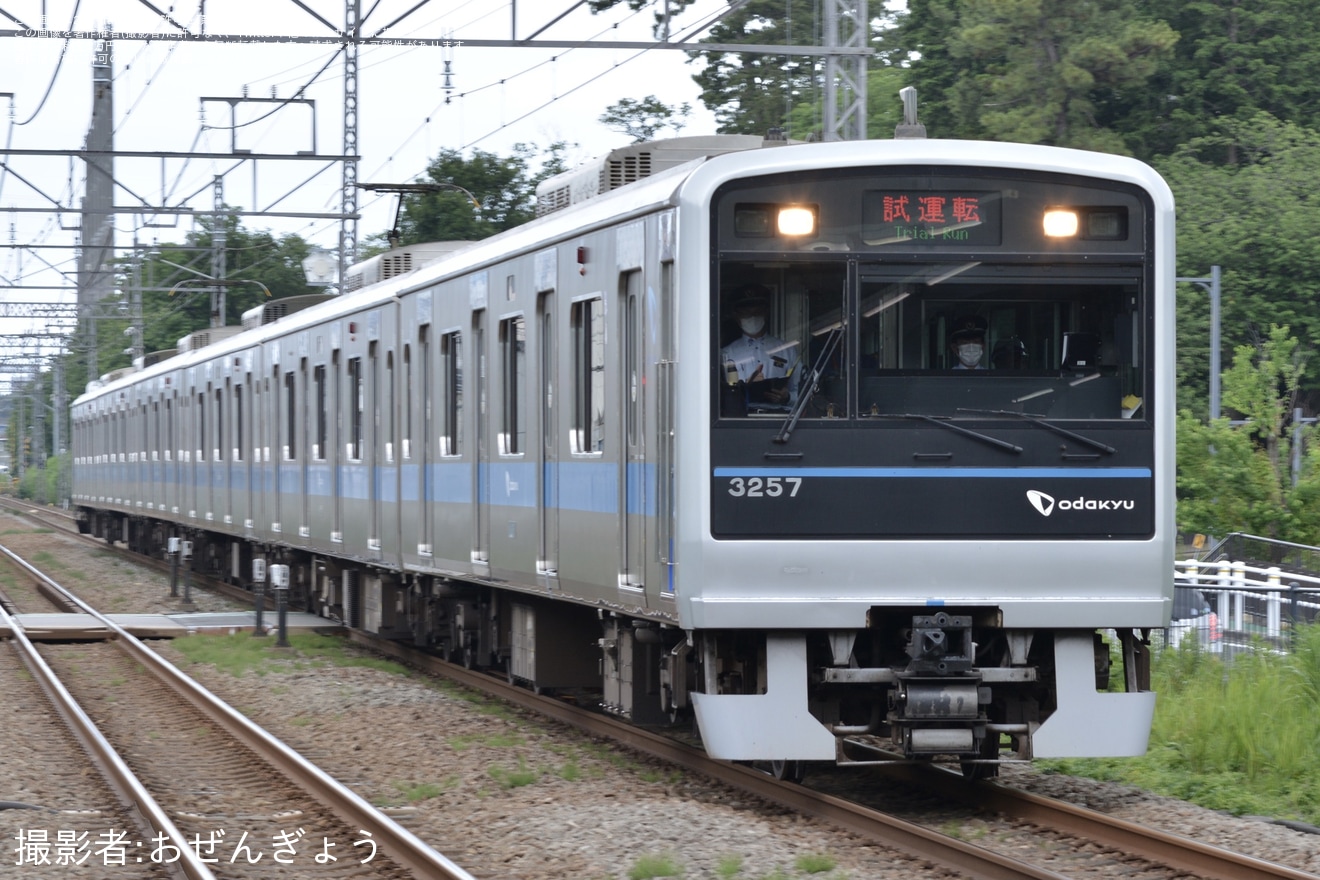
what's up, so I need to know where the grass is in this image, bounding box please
[392,779,455,803]
[487,760,539,789]
[17,547,88,581]
[628,853,682,879]
[169,632,411,677]
[442,684,517,719]
[1046,623,1320,825]
[794,853,837,874]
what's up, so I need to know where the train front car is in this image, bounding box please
[672,141,1174,776]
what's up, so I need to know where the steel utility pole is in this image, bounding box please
[1177,266,1222,420]
[80,26,115,383]
[341,0,361,290]
[824,0,868,141]
[211,176,227,328]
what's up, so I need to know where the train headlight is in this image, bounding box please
[777,205,816,236]
[1043,209,1079,237]
[1043,207,1128,240]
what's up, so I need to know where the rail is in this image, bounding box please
[0,601,218,880]
[0,542,477,880]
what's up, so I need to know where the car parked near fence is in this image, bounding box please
[1168,587,1221,651]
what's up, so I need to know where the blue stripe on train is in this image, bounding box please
[87,459,656,516]
[713,466,1152,479]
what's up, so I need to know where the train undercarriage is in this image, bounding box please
[80,509,1154,779]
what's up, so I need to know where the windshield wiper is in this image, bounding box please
[957,408,1115,454]
[773,322,844,444]
[875,413,1022,454]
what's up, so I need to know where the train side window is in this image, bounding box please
[283,371,297,461]
[233,383,244,462]
[499,316,526,455]
[197,391,206,461]
[314,364,327,461]
[385,350,395,463]
[214,387,224,462]
[440,331,462,457]
[715,263,848,418]
[402,344,413,460]
[571,297,605,454]
[348,356,364,461]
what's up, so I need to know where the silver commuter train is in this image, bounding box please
[72,134,1174,777]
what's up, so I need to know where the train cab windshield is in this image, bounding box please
[712,169,1152,426]
[716,262,1144,422]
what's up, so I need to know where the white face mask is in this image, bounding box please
[956,342,983,367]
[739,316,766,336]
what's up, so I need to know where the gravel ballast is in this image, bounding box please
[4,512,1320,878]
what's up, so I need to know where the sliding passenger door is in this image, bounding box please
[620,269,645,591]
[473,312,490,565]
[375,343,395,561]
[417,330,432,557]
[538,291,559,579]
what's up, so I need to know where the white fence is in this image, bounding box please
[1171,559,1320,655]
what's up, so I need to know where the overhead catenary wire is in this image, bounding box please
[12,0,82,127]
[113,9,203,135]
[5,0,723,299]
[360,0,668,185]
[307,0,701,251]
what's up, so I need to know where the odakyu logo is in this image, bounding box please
[1026,490,1055,517]
[1026,489,1134,517]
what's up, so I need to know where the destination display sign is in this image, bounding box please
[861,190,1002,246]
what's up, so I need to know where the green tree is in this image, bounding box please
[783,65,911,143]
[693,2,915,139]
[689,0,833,137]
[62,217,324,385]
[884,0,964,137]
[899,0,1177,153]
[1119,0,1320,161]
[587,0,702,38]
[391,142,572,247]
[135,217,320,356]
[600,95,692,143]
[1177,325,1320,545]
[1158,114,1320,412]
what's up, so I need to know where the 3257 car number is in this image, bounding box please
[726,477,802,498]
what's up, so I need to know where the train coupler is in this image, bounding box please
[888,674,990,756]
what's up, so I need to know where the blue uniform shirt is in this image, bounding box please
[722,333,800,408]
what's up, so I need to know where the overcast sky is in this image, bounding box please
[0,0,734,312]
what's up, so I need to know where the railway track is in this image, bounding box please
[354,630,1320,880]
[4,497,1318,879]
[0,497,258,607]
[0,631,173,879]
[0,541,475,880]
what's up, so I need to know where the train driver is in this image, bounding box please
[947,314,988,370]
[722,287,800,410]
